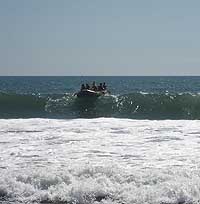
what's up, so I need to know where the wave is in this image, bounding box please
[1,92,200,119]
[1,165,200,204]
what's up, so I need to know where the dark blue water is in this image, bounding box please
[0,76,200,119]
[1,76,200,95]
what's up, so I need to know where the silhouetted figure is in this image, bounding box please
[81,84,86,91]
[103,82,107,90]
[86,83,90,90]
[98,83,104,91]
[91,81,97,91]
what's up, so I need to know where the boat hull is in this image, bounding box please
[76,90,105,98]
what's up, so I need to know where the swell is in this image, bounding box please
[0,93,47,118]
[1,92,200,119]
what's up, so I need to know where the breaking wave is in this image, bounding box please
[1,165,200,204]
[1,92,200,119]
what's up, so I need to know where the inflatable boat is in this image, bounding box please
[76,89,107,98]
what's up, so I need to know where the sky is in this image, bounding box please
[1,0,200,76]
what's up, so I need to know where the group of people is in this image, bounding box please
[81,81,107,92]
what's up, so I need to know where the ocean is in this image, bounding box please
[1,76,200,204]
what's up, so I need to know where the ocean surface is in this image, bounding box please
[0,76,200,119]
[1,76,200,204]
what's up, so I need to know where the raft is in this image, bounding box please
[76,89,107,98]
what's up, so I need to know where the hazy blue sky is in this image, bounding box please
[1,0,200,75]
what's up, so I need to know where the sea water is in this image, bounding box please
[0,76,200,204]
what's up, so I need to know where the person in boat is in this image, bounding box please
[91,81,97,91]
[86,83,90,90]
[97,83,104,91]
[103,82,107,90]
[81,84,86,91]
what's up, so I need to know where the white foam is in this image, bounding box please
[0,118,200,203]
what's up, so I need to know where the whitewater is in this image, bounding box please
[1,118,200,204]
[1,76,200,204]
